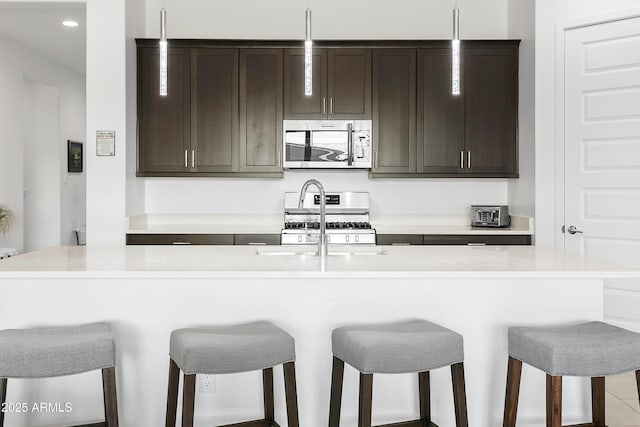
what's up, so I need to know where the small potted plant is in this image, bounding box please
[0,205,15,236]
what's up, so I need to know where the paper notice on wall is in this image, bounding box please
[96,130,116,156]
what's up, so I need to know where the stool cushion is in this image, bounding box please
[170,321,295,374]
[332,319,464,374]
[509,321,640,376]
[0,323,115,378]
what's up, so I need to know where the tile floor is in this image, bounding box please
[607,372,640,427]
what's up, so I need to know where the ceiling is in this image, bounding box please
[0,2,86,74]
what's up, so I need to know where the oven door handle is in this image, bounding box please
[347,123,353,166]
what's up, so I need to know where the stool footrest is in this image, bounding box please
[216,419,281,427]
[375,420,439,427]
[563,423,603,427]
[72,423,107,427]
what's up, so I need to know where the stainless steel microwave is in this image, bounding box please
[283,120,372,169]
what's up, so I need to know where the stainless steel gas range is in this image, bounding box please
[281,192,376,245]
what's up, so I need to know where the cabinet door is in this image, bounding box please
[371,49,416,173]
[138,47,190,174]
[417,48,465,174]
[284,48,327,119]
[191,48,238,173]
[465,47,518,176]
[328,48,372,119]
[239,49,283,173]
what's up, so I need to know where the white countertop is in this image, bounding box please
[0,244,635,279]
[126,214,533,235]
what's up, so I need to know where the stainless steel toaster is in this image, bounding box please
[470,205,510,228]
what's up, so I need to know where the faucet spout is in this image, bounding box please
[298,179,328,257]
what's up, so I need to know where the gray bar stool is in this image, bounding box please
[0,322,118,427]
[503,321,640,427]
[328,319,468,427]
[165,321,299,427]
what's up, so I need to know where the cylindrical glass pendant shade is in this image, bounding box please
[159,9,168,97]
[451,7,460,96]
[304,8,313,96]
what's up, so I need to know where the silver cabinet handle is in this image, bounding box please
[467,151,471,169]
[172,242,191,245]
[184,150,188,168]
[322,97,326,115]
[347,123,353,166]
[567,225,584,235]
[460,151,464,169]
[330,97,334,115]
[191,150,195,168]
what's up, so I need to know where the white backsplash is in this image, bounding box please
[143,170,508,215]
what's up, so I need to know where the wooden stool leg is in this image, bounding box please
[358,373,373,427]
[503,357,523,427]
[102,367,119,427]
[546,375,562,427]
[263,367,274,422]
[181,374,196,427]
[0,378,7,427]
[419,371,431,422]
[451,363,469,427]
[591,377,605,427]
[328,357,345,427]
[283,361,300,427]
[636,370,640,406]
[166,359,180,427]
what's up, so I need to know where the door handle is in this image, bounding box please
[184,150,188,168]
[467,151,471,169]
[567,225,584,235]
[322,97,326,115]
[460,151,464,169]
[330,97,334,115]
[191,150,195,168]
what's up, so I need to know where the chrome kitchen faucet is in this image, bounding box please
[298,179,328,257]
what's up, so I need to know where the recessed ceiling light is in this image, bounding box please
[62,20,79,27]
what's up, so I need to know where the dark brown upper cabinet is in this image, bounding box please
[283,48,327,119]
[416,48,465,174]
[191,48,238,173]
[138,46,190,174]
[239,49,283,173]
[464,46,518,176]
[413,42,518,177]
[371,49,416,174]
[284,48,371,119]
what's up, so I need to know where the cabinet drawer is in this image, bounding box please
[422,234,531,245]
[376,234,424,245]
[126,234,234,245]
[234,234,281,245]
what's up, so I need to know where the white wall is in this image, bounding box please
[138,0,512,217]
[0,33,85,252]
[126,0,145,217]
[23,79,61,252]
[85,0,127,245]
[507,0,535,220]
[144,0,508,39]
[535,0,640,248]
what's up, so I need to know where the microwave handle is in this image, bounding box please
[347,123,353,166]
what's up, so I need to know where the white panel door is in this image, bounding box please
[564,17,640,267]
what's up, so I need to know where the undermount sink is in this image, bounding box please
[256,246,385,256]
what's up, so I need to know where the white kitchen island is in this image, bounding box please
[0,245,636,427]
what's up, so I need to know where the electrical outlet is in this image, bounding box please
[199,374,216,393]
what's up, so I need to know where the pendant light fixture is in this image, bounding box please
[304,8,313,96]
[451,6,460,96]
[159,8,168,97]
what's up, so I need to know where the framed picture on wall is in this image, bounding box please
[67,140,83,173]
